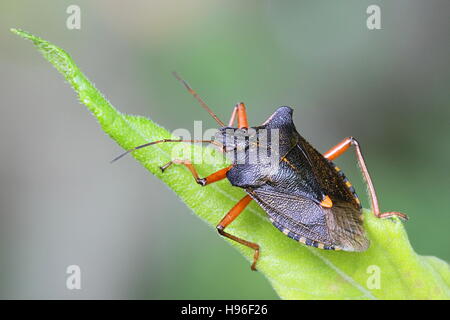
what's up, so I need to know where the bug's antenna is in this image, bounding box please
[172,72,225,127]
[110,139,218,163]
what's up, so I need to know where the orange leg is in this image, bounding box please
[160,160,231,186]
[228,102,249,129]
[216,195,259,270]
[323,137,408,220]
[162,161,259,269]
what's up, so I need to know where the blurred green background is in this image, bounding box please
[0,0,449,299]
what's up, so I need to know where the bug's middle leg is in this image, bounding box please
[323,137,408,220]
[160,160,231,186]
[216,195,260,271]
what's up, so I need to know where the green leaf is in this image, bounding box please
[12,28,450,300]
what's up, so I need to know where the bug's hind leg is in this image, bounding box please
[216,195,260,271]
[323,137,408,221]
[160,160,231,186]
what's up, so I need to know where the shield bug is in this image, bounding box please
[113,73,408,271]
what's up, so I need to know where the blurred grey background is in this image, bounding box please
[0,0,449,299]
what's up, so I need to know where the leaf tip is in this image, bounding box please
[10,28,28,38]
[10,28,45,46]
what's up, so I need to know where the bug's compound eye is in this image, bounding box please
[235,127,248,134]
[222,143,237,152]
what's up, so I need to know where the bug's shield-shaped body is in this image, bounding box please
[216,106,369,252]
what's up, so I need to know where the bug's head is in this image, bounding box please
[213,126,257,154]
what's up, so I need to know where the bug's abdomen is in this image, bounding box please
[329,161,363,210]
[247,188,338,248]
[269,217,339,250]
[248,187,370,252]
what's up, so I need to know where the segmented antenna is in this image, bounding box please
[110,139,217,163]
[111,73,224,163]
[172,72,225,127]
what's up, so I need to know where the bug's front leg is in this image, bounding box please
[323,136,408,221]
[161,161,259,269]
[228,102,249,128]
[160,160,231,186]
[216,195,260,271]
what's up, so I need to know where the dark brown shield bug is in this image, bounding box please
[113,73,408,271]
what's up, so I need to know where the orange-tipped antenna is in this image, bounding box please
[110,139,217,163]
[172,72,225,127]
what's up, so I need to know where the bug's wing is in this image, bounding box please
[249,188,331,245]
[248,187,369,251]
[323,199,370,251]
